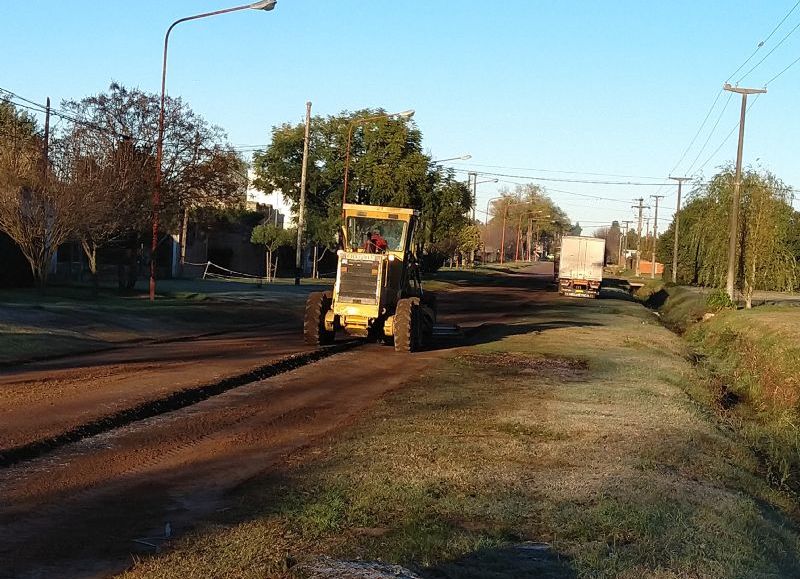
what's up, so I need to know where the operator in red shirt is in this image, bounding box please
[365,229,388,253]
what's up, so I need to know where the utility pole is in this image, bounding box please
[469,171,477,222]
[723,83,767,301]
[295,101,312,286]
[632,198,646,276]
[668,177,691,284]
[42,97,51,178]
[620,220,632,270]
[500,204,508,264]
[650,195,664,279]
[470,172,478,264]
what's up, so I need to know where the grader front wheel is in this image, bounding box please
[393,298,421,353]
[303,291,334,346]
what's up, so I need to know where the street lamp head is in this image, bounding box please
[460,154,472,160]
[249,0,277,10]
[394,109,415,119]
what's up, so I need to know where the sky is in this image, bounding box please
[2,0,800,234]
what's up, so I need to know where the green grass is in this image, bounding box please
[688,306,800,491]
[654,286,712,333]
[124,285,800,578]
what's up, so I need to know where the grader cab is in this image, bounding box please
[303,203,436,352]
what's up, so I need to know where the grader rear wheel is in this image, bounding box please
[393,297,421,353]
[303,291,334,346]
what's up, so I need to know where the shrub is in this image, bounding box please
[706,289,734,311]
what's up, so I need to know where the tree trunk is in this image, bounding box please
[312,245,318,279]
[178,206,189,278]
[744,259,755,309]
[265,249,272,283]
[81,238,99,297]
[526,225,532,262]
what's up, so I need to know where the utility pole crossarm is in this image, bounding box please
[722,83,767,95]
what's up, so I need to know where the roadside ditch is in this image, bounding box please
[635,281,800,496]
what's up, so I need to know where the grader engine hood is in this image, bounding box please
[334,252,384,318]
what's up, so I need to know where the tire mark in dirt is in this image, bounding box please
[0,339,363,469]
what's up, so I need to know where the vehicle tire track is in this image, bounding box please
[0,339,362,469]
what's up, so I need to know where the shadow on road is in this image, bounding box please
[429,319,605,351]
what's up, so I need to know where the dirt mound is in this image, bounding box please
[297,557,421,578]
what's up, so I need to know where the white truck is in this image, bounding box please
[557,236,605,298]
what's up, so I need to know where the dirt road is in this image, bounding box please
[0,268,554,578]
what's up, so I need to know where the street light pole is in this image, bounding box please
[723,83,766,301]
[341,109,414,215]
[151,0,277,301]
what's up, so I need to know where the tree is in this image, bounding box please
[0,101,79,286]
[457,223,482,266]
[657,167,797,304]
[594,221,621,265]
[60,83,246,273]
[251,223,295,282]
[251,109,471,262]
[485,184,570,262]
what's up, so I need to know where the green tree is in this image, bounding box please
[486,184,570,261]
[251,223,295,282]
[657,167,797,304]
[251,109,471,260]
[457,223,482,266]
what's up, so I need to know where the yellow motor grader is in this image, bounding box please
[303,203,436,352]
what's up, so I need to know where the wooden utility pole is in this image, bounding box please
[723,83,766,301]
[650,195,664,279]
[632,198,646,276]
[295,101,312,285]
[621,220,633,270]
[470,172,478,264]
[469,172,478,222]
[669,177,691,284]
[500,205,508,264]
[42,97,51,178]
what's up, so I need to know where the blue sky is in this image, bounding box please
[2,1,799,232]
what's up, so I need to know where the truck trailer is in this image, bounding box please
[557,236,605,298]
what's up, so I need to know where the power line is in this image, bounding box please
[727,0,800,82]
[693,94,763,176]
[683,91,735,176]
[665,2,800,185]
[449,162,665,180]
[737,18,800,83]
[451,168,673,187]
[666,90,724,179]
[765,52,800,85]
